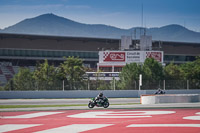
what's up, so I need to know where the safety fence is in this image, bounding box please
[1,79,200,91]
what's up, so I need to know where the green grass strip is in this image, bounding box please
[0,103,140,109]
[0,104,87,109]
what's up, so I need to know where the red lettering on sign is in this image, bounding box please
[146,52,162,62]
[103,52,125,62]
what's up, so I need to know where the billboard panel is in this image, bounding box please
[102,51,125,62]
[126,51,142,63]
[99,51,163,64]
[146,51,163,62]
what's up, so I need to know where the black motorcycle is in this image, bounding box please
[155,88,165,95]
[88,97,109,108]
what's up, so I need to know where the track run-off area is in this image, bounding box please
[0,109,200,133]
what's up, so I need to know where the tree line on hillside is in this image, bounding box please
[1,56,200,91]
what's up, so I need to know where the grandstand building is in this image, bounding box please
[0,33,200,84]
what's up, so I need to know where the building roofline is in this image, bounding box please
[0,32,200,45]
[0,32,120,42]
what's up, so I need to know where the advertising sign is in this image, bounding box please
[99,51,163,64]
[146,51,162,62]
[103,52,125,62]
[126,51,141,63]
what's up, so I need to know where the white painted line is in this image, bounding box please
[34,124,113,133]
[183,116,200,120]
[68,111,175,118]
[127,124,200,127]
[68,111,150,118]
[196,112,200,115]
[0,124,41,133]
[2,112,63,119]
[183,112,200,120]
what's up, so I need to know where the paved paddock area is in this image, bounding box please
[0,109,200,133]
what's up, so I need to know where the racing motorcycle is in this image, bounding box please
[88,97,109,108]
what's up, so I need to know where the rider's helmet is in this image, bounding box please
[99,92,103,97]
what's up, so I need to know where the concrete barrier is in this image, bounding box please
[0,90,139,99]
[0,90,200,99]
[141,94,200,104]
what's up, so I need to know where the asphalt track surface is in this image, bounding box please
[1,109,200,133]
[0,98,200,111]
[0,98,200,132]
[0,98,140,105]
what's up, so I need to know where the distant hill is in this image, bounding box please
[1,13,200,43]
[147,25,200,43]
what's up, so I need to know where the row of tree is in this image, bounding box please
[2,56,200,90]
[118,57,200,89]
[3,57,85,91]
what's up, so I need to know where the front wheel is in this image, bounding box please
[103,102,109,108]
[88,102,95,108]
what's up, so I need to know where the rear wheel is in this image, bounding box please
[88,102,95,108]
[103,102,109,108]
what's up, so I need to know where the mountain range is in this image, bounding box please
[1,13,200,43]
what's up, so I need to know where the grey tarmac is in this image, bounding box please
[0,98,200,111]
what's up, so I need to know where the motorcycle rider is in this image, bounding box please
[88,92,109,108]
[155,88,165,94]
[95,92,104,104]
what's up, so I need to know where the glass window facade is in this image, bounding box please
[164,55,196,63]
[99,67,112,72]
[0,49,98,59]
[0,49,198,67]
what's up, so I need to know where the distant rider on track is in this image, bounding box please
[155,88,165,94]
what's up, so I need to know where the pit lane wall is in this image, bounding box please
[0,90,200,99]
[141,94,200,104]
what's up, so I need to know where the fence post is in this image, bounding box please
[87,78,90,90]
[63,80,65,91]
[113,78,116,91]
[135,80,137,89]
[36,82,39,91]
[163,80,165,90]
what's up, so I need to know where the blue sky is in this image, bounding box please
[0,0,200,31]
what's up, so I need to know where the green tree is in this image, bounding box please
[143,58,164,81]
[11,67,34,90]
[59,56,85,90]
[192,57,200,80]
[180,57,200,80]
[180,62,194,80]
[164,62,185,89]
[119,63,142,90]
[164,62,184,80]
[141,58,164,89]
[33,59,58,90]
